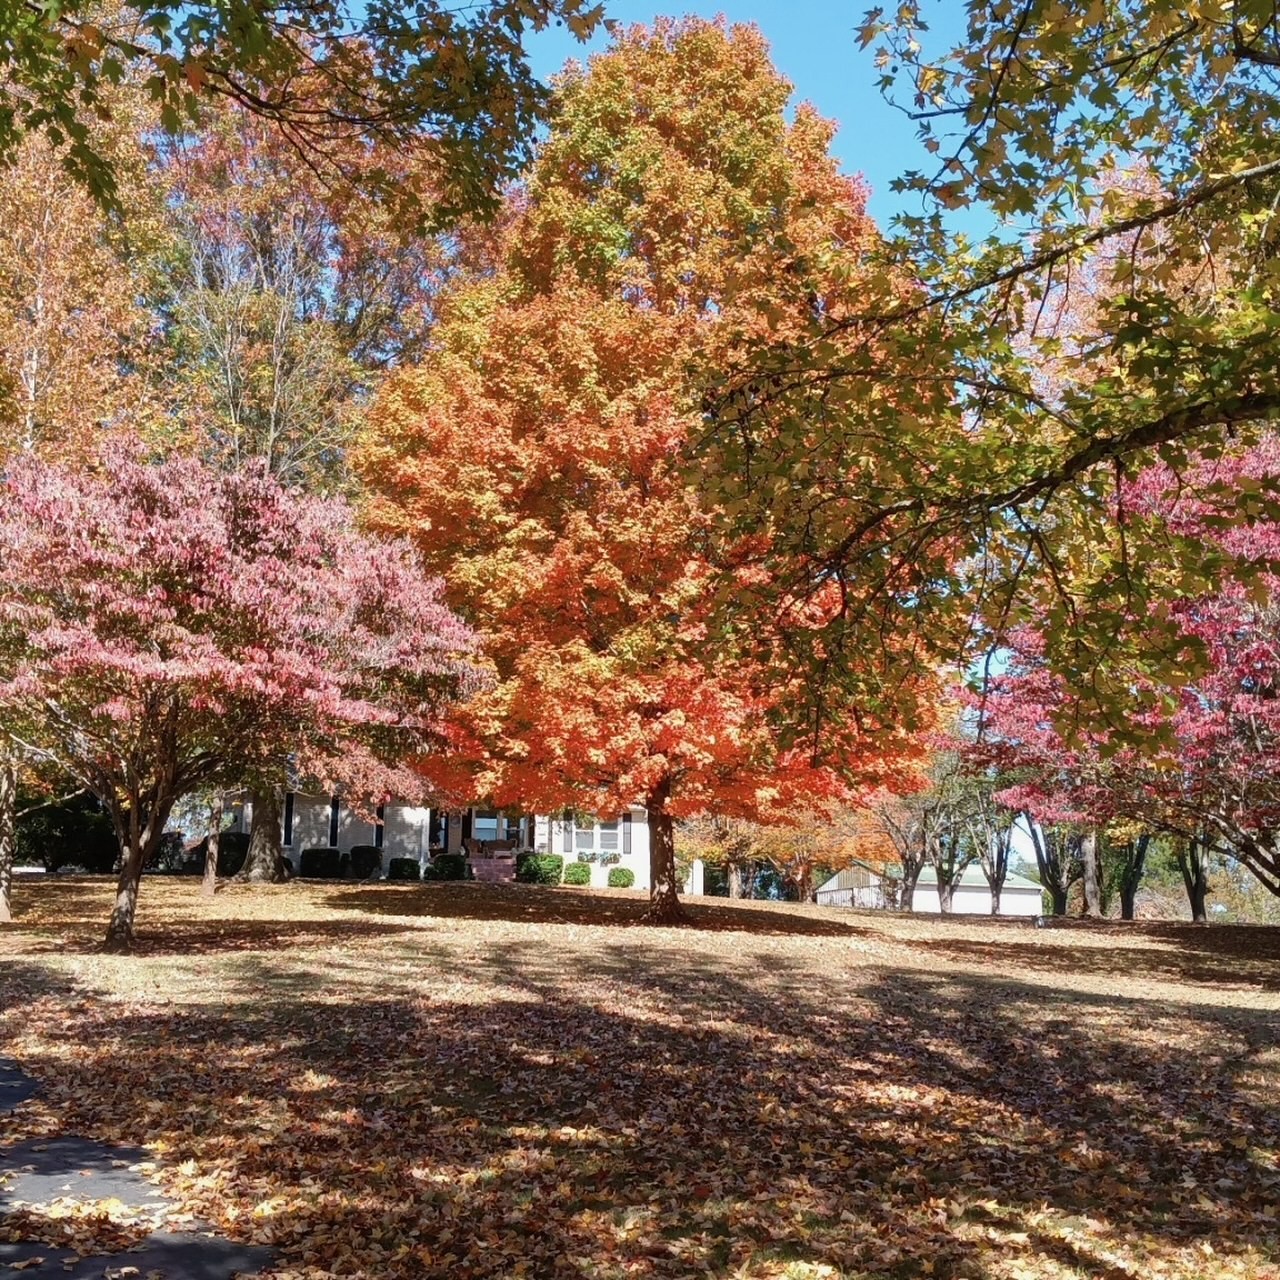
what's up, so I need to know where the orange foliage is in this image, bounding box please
[0,103,162,464]
[358,20,934,899]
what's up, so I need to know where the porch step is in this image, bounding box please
[469,858,516,883]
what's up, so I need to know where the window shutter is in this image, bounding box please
[622,811,632,855]
[283,792,295,848]
[563,810,573,854]
[375,804,385,850]
[462,810,473,841]
[328,795,340,847]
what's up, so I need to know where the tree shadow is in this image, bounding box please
[4,877,117,926]
[909,927,1280,991]
[3,934,1278,1279]
[325,882,868,937]
[116,918,425,957]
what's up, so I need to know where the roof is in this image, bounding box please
[916,865,1042,892]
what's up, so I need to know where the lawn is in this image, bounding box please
[2,879,1279,1280]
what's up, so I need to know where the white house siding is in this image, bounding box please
[547,808,651,890]
[817,864,1044,916]
[910,884,1043,916]
[336,807,377,850]
[816,884,886,909]
[290,797,334,856]
[381,804,431,863]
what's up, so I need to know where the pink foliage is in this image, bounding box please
[979,436,1280,887]
[0,445,481,827]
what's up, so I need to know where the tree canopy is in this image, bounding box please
[0,445,479,947]
[0,0,604,224]
[358,19,935,920]
[697,2,1280,734]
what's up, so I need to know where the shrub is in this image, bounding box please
[16,794,117,873]
[516,853,564,885]
[424,853,469,881]
[387,857,420,881]
[563,861,591,886]
[348,845,382,880]
[215,831,251,877]
[187,829,250,876]
[607,867,635,889]
[300,846,344,878]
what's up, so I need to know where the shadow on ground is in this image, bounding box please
[908,919,1280,991]
[326,881,868,937]
[2,906,1278,1280]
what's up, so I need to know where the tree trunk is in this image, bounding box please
[1178,837,1209,924]
[105,841,147,952]
[1119,834,1150,921]
[645,794,683,924]
[239,786,286,882]
[989,885,1001,917]
[1080,828,1102,918]
[1188,874,1208,924]
[900,863,922,911]
[937,874,955,914]
[201,795,222,898]
[727,861,745,900]
[796,867,815,903]
[0,757,15,924]
[1049,884,1068,915]
[104,800,172,952]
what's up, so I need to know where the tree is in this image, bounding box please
[0,121,160,465]
[968,791,1017,917]
[750,812,862,903]
[869,743,981,915]
[157,102,467,878]
[358,19,933,921]
[868,797,929,911]
[0,445,478,948]
[1177,835,1212,926]
[924,792,975,915]
[1108,828,1153,923]
[1024,821,1080,918]
[158,103,453,489]
[694,4,1280,743]
[0,0,604,224]
[677,816,760,899]
[980,438,1280,920]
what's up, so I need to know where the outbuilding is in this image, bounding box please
[910,865,1043,915]
[816,863,1044,916]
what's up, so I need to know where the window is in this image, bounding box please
[473,809,500,842]
[572,817,620,856]
[472,809,523,844]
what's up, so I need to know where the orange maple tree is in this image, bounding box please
[358,19,933,919]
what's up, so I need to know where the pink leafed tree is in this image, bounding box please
[978,437,1280,921]
[0,445,480,949]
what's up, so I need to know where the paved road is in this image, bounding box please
[0,1059,275,1279]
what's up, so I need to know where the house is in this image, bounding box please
[816,863,1044,916]
[911,866,1043,915]
[231,794,653,889]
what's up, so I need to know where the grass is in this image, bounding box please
[2,877,1279,1279]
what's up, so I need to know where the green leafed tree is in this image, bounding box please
[701,2,1280,734]
[0,0,605,224]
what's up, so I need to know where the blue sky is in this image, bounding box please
[527,1,963,228]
